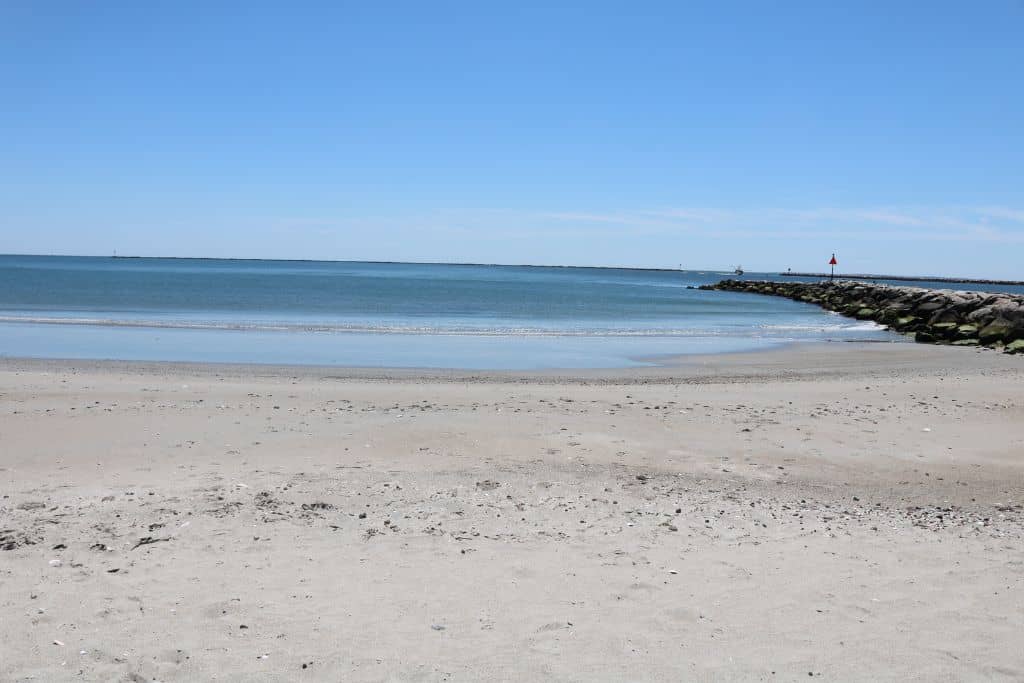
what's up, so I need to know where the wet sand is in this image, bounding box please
[1,343,1023,681]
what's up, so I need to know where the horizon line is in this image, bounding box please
[0,252,1016,284]
[0,252,729,274]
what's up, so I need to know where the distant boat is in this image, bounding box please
[734,265,744,276]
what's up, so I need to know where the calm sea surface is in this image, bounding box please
[1,255,982,369]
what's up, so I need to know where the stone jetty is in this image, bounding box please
[701,279,1024,354]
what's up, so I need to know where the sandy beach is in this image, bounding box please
[2,342,1023,681]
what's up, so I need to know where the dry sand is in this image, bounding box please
[1,343,1023,681]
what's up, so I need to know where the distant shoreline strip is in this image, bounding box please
[781,273,1024,286]
[2,254,1016,283]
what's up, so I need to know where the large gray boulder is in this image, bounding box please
[978,318,1024,345]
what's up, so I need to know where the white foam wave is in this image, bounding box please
[0,314,891,338]
[761,321,885,332]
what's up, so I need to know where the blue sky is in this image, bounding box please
[1,1,1022,277]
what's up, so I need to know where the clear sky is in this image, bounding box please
[1,1,1022,277]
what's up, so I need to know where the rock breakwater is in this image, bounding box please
[701,280,1024,354]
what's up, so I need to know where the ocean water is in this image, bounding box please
[0,255,914,369]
